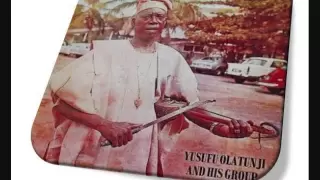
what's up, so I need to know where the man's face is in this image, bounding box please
[133,8,167,40]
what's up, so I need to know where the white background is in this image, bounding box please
[11,0,309,179]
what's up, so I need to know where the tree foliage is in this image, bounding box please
[185,0,292,58]
[167,1,205,27]
[66,0,292,59]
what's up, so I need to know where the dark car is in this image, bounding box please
[257,66,287,95]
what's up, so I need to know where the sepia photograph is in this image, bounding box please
[30,0,292,179]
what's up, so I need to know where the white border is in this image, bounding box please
[11,0,308,179]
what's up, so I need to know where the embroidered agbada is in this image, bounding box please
[45,40,199,175]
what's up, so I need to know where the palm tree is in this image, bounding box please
[69,0,108,34]
[68,0,235,41]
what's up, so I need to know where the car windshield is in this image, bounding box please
[242,58,268,66]
[271,61,287,68]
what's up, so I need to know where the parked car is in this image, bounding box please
[225,57,287,84]
[190,55,228,76]
[59,42,91,57]
[257,66,287,95]
[69,43,91,57]
[59,41,71,55]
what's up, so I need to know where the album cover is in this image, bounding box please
[31,0,292,179]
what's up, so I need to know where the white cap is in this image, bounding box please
[136,0,173,14]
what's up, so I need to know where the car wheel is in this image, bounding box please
[267,88,281,94]
[214,69,223,76]
[234,77,245,84]
[191,68,197,73]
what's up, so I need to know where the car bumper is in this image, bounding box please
[257,82,279,87]
[225,72,260,79]
[190,66,213,70]
[225,71,247,77]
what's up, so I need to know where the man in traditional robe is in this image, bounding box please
[45,0,253,176]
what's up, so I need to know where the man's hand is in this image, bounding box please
[97,122,142,147]
[211,119,254,138]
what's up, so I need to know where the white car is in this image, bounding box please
[69,43,91,57]
[59,41,71,55]
[225,57,287,84]
[59,42,91,57]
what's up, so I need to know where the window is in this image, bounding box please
[183,45,193,51]
[194,46,204,52]
[202,57,214,61]
[244,59,268,66]
[271,61,287,68]
[213,57,221,61]
[239,58,248,63]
